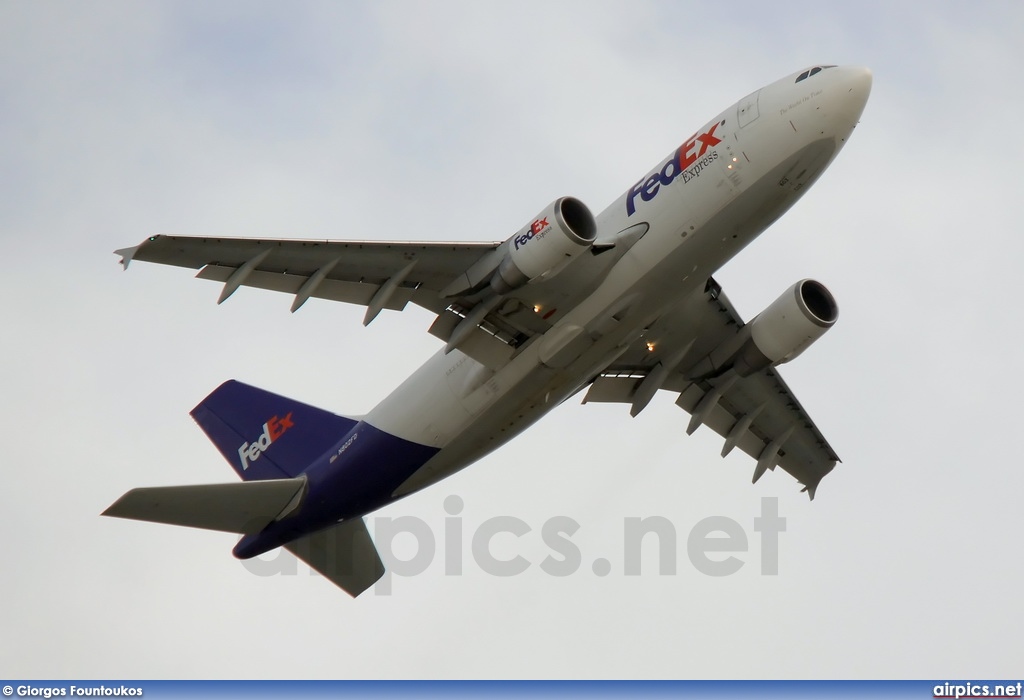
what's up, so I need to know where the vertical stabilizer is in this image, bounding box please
[191,380,358,481]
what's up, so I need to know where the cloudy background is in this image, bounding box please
[3,0,1022,679]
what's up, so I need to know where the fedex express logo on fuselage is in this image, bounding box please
[238,413,295,471]
[626,120,724,216]
[514,217,550,250]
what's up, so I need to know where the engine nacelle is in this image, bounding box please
[490,197,597,294]
[732,279,838,377]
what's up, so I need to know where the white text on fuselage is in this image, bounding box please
[329,432,359,464]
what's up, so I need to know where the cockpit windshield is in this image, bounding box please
[795,65,837,83]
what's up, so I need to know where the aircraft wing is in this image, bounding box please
[116,234,502,319]
[116,227,646,371]
[582,278,840,499]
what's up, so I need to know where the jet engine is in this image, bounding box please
[490,197,597,294]
[732,279,838,377]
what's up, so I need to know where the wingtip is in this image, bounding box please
[113,245,140,270]
[101,490,132,517]
[801,483,818,501]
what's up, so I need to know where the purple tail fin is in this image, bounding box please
[191,380,358,481]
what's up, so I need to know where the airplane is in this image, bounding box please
[104,64,872,596]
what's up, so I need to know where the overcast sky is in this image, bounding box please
[3,0,1023,680]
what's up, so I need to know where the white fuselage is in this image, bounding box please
[365,66,872,497]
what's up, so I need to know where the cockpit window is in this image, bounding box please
[795,65,837,83]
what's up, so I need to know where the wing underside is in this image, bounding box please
[116,231,643,371]
[116,235,500,316]
[583,279,839,499]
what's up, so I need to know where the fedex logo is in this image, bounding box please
[514,218,550,250]
[237,413,295,471]
[626,120,724,216]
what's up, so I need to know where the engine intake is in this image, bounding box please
[491,197,597,294]
[732,279,838,377]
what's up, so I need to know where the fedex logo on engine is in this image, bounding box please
[237,412,295,471]
[626,120,724,216]
[514,218,550,250]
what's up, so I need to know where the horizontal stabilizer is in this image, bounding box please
[102,477,306,534]
[286,517,384,597]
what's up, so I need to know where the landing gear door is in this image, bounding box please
[737,90,760,128]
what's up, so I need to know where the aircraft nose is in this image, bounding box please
[834,65,872,121]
